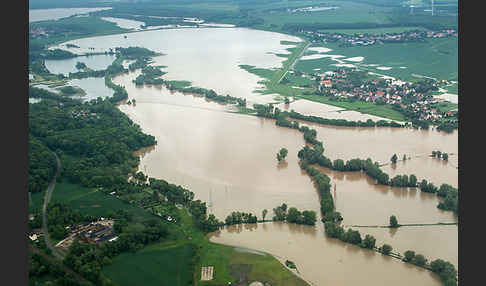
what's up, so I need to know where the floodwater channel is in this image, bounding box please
[48,26,458,285]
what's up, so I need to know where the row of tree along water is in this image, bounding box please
[223,203,317,227]
[35,47,456,284]
[250,102,457,285]
[252,103,458,216]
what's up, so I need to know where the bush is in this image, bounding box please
[412,254,427,266]
[381,244,392,255]
[403,250,415,262]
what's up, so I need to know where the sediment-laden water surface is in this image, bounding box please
[100,17,145,30]
[29,7,112,22]
[118,91,320,220]
[313,165,457,226]
[47,26,458,285]
[355,225,458,268]
[210,222,442,286]
[50,27,302,104]
[45,54,117,76]
[69,77,113,101]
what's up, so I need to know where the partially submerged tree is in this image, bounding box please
[277,148,289,162]
[389,215,399,228]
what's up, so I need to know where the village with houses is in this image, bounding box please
[302,28,457,47]
[313,68,457,123]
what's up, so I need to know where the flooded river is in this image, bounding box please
[49,26,458,285]
[210,222,442,286]
[29,7,112,22]
[50,27,301,104]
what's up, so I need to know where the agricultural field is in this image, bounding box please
[257,1,393,30]
[102,243,196,286]
[29,190,46,213]
[50,182,157,224]
[228,249,308,286]
[297,94,407,121]
[295,37,458,82]
[29,15,129,47]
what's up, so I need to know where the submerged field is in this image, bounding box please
[295,37,458,82]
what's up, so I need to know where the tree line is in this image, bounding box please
[271,203,317,226]
[254,103,458,217]
[324,220,457,285]
[253,103,403,129]
[28,135,57,194]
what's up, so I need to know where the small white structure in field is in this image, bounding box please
[201,266,214,281]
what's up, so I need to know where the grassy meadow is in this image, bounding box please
[50,182,157,224]
[102,243,196,286]
[295,37,458,82]
[297,94,406,121]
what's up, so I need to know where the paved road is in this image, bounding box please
[42,152,64,260]
[277,41,311,84]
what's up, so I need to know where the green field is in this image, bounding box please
[102,243,196,286]
[238,40,318,98]
[295,37,458,82]
[431,101,458,113]
[30,15,129,47]
[29,190,46,213]
[50,182,156,224]
[298,94,407,121]
[165,80,193,89]
[260,1,392,28]
[228,250,308,286]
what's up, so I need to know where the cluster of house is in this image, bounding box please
[54,218,117,251]
[302,29,457,47]
[71,109,100,119]
[318,69,456,121]
[30,27,52,39]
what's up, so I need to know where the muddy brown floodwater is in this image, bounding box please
[209,222,442,286]
[50,26,457,285]
[113,69,456,285]
[277,99,395,122]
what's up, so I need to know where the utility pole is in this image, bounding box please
[432,0,435,16]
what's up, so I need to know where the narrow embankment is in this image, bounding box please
[276,41,311,85]
[345,222,458,228]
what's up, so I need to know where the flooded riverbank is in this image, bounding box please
[49,27,301,104]
[277,99,393,122]
[210,222,442,286]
